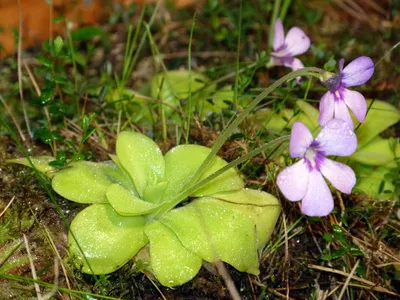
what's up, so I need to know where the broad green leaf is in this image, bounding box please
[106,184,159,216]
[145,220,202,287]
[105,89,151,123]
[69,204,147,274]
[206,189,281,249]
[8,156,56,177]
[200,85,232,118]
[163,145,244,201]
[116,131,165,198]
[71,26,104,41]
[356,100,400,148]
[350,138,399,166]
[150,70,216,116]
[252,108,316,134]
[161,198,260,274]
[353,164,395,200]
[52,161,130,204]
[296,100,320,129]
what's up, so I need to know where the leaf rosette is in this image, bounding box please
[10,131,281,287]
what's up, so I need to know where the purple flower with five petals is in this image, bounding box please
[270,18,311,72]
[319,56,374,129]
[277,119,357,217]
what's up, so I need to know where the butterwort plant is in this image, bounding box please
[10,131,281,287]
[277,119,357,216]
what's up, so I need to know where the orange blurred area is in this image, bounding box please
[0,0,196,57]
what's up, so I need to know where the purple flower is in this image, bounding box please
[319,56,374,129]
[270,18,310,72]
[277,119,357,217]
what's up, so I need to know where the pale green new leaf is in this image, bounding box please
[349,138,399,167]
[145,220,202,287]
[52,161,131,204]
[163,145,244,201]
[150,70,216,116]
[116,131,165,198]
[200,85,232,118]
[106,184,160,216]
[296,100,320,129]
[353,164,395,200]
[357,100,400,148]
[69,204,147,274]
[161,197,260,274]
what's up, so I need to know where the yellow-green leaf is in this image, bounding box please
[145,220,202,287]
[357,100,400,148]
[161,198,260,274]
[69,204,147,274]
[8,156,56,177]
[106,184,159,216]
[116,131,165,198]
[52,161,131,204]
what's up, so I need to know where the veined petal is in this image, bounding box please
[273,18,285,51]
[277,160,309,201]
[301,170,333,217]
[314,118,357,156]
[320,159,356,194]
[343,89,367,123]
[282,27,310,57]
[342,56,374,87]
[290,121,313,158]
[334,100,354,129]
[318,92,335,126]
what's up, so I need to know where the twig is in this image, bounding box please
[337,260,359,300]
[43,226,72,300]
[42,257,59,300]
[308,264,398,296]
[17,0,31,140]
[0,196,16,218]
[215,260,242,300]
[0,95,26,143]
[145,274,167,300]
[23,234,43,300]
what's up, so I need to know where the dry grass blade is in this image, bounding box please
[23,234,42,300]
[308,264,398,296]
[42,226,72,300]
[0,95,26,143]
[0,196,16,219]
[17,0,31,140]
[337,259,359,300]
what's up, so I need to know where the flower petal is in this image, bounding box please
[314,118,357,156]
[289,121,314,158]
[320,159,356,194]
[301,171,333,217]
[284,57,304,71]
[273,18,285,51]
[343,89,367,123]
[282,27,311,56]
[277,160,309,201]
[318,92,335,126]
[342,56,374,87]
[334,100,354,129]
